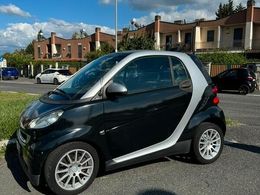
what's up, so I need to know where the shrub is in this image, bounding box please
[197,52,247,65]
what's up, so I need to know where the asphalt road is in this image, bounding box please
[0,80,259,195]
[0,78,56,95]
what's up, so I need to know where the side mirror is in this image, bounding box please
[106,82,127,98]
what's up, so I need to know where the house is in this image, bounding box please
[33,0,260,62]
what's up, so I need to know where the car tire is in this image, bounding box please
[238,85,249,95]
[44,142,99,195]
[250,87,255,93]
[191,122,224,164]
[54,78,59,85]
[37,78,41,84]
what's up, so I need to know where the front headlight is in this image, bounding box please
[29,110,63,129]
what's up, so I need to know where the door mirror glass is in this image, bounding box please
[106,82,127,98]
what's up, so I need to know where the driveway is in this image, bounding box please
[0,93,259,195]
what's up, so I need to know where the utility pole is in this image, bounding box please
[115,0,118,52]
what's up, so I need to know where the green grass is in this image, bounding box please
[0,145,6,159]
[226,118,241,128]
[0,92,39,140]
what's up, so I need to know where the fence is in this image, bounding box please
[210,64,241,77]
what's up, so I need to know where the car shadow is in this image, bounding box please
[224,141,260,154]
[5,133,53,194]
[138,189,176,195]
[218,91,241,95]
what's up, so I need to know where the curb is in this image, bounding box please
[0,139,16,148]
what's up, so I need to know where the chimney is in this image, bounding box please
[51,32,57,56]
[244,0,255,50]
[246,0,255,22]
[247,0,255,7]
[51,32,56,45]
[95,27,101,50]
[154,15,161,50]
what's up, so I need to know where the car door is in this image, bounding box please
[40,70,48,83]
[222,69,238,90]
[103,55,192,159]
[46,70,55,83]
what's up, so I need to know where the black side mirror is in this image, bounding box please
[106,82,127,98]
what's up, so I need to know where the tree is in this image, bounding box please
[215,0,245,19]
[118,33,155,51]
[25,42,34,55]
[84,42,114,63]
[3,50,33,69]
[234,3,245,13]
[72,32,80,39]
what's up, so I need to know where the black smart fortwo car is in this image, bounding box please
[17,51,226,195]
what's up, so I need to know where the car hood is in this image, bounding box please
[20,99,65,130]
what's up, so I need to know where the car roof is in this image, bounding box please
[45,68,69,71]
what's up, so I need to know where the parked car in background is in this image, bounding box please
[212,68,256,94]
[0,67,19,80]
[17,51,226,195]
[241,63,260,73]
[35,68,72,85]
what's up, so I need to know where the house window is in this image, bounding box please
[166,35,173,51]
[78,44,82,58]
[207,30,214,42]
[37,46,41,58]
[67,45,71,58]
[68,45,71,53]
[233,28,243,47]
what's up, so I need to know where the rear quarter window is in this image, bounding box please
[189,54,212,84]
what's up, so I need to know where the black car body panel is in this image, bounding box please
[103,87,192,158]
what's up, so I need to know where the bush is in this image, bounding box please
[197,52,247,65]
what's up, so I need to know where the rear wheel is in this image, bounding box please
[44,142,99,195]
[37,78,41,84]
[238,85,249,95]
[54,78,59,85]
[191,122,224,164]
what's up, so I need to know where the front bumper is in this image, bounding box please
[16,131,41,186]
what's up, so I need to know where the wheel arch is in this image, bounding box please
[180,106,226,141]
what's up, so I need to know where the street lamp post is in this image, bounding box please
[115,0,118,52]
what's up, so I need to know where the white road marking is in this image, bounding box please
[247,94,260,97]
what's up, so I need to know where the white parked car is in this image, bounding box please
[35,69,72,85]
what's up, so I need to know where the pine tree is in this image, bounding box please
[216,0,245,19]
[234,3,245,13]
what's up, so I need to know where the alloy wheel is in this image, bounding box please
[55,149,94,191]
[198,129,221,160]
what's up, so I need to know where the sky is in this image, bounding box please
[0,0,259,55]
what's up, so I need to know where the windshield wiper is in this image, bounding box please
[49,88,72,100]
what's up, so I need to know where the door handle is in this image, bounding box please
[179,79,192,92]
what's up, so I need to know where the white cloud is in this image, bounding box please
[0,4,31,17]
[0,19,114,54]
[99,0,112,4]
[131,0,260,25]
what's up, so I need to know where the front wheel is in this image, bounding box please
[191,122,224,164]
[44,142,99,195]
[238,85,249,95]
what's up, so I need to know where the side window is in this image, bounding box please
[225,70,237,78]
[113,56,172,94]
[170,57,190,86]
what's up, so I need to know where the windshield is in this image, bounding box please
[56,52,130,100]
[57,70,72,75]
